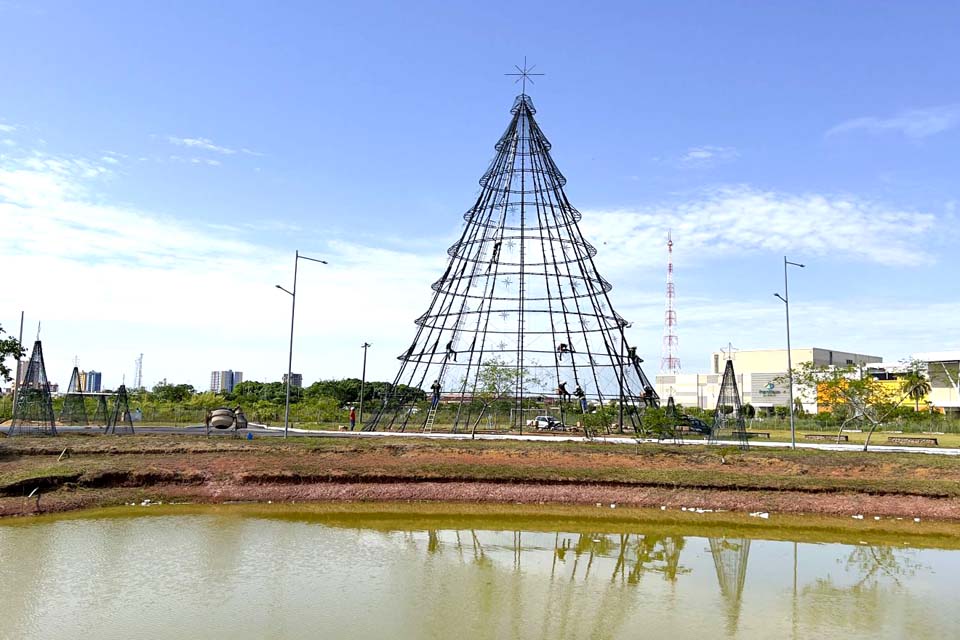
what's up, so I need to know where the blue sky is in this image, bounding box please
[1,1,958,390]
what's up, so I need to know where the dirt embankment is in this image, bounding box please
[3,435,960,520]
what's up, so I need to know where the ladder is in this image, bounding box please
[422,406,438,433]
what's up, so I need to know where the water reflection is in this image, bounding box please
[1,510,958,640]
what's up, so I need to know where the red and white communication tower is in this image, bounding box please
[660,230,680,374]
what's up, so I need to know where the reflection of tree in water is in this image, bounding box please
[800,544,932,635]
[708,537,751,636]
[845,544,921,588]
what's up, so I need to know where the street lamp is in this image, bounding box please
[276,250,328,439]
[358,342,371,429]
[774,256,805,449]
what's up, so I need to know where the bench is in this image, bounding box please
[804,434,848,442]
[731,431,771,439]
[887,436,939,446]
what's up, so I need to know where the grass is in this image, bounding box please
[3,433,960,496]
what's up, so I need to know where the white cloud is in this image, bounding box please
[0,149,443,390]
[676,145,739,168]
[166,136,238,154]
[0,123,15,133]
[579,185,937,274]
[0,145,948,392]
[168,155,222,166]
[827,104,960,139]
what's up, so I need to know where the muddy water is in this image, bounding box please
[1,505,958,639]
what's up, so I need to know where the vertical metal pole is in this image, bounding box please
[784,256,797,449]
[618,336,625,434]
[283,250,299,439]
[11,311,24,418]
[358,342,370,429]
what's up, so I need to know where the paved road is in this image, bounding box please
[47,424,960,457]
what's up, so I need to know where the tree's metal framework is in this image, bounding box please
[710,359,749,449]
[8,340,57,436]
[366,94,658,433]
[92,394,110,426]
[105,384,135,435]
[60,366,88,426]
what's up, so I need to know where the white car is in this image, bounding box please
[527,415,564,431]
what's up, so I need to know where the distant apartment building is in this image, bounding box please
[83,370,102,393]
[210,370,243,393]
[283,373,303,388]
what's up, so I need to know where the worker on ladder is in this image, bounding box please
[431,379,441,409]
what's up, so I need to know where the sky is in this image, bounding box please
[1,0,958,391]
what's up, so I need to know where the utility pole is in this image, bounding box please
[276,250,328,438]
[12,311,24,411]
[775,257,805,449]
[358,342,370,429]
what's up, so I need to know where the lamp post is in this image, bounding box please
[276,250,328,439]
[358,342,370,430]
[774,256,805,449]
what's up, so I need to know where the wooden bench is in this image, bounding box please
[731,431,771,439]
[887,436,939,446]
[804,434,848,442]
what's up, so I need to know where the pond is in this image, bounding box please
[1,504,958,639]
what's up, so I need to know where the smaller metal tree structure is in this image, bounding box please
[665,396,678,420]
[662,396,683,442]
[60,366,88,425]
[709,536,751,636]
[91,394,110,426]
[710,358,749,450]
[8,340,57,436]
[105,385,135,435]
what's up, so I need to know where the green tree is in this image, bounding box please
[152,381,196,402]
[899,361,932,412]
[639,406,672,438]
[741,403,756,419]
[466,358,545,403]
[0,324,25,382]
[784,362,911,450]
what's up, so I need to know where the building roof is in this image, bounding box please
[912,351,960,363]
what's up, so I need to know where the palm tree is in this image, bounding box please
[901,371,932,412]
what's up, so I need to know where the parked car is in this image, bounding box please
[678,415,712,436]
[527,415,565,431]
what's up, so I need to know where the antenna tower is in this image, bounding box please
[660,230,680,374]
[134,353,143,390]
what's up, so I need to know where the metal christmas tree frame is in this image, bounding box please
[105,384,135,435]
[710,358,749,450]
[60,366,88,426]
[91,394,110,427]
[365,90,658,434]
[8,340,57,436]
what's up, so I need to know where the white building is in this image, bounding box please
[210,369,243,393]
[656,347,881,413]
[913,351,960,416]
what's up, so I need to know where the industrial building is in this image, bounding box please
[656,348,882,413]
